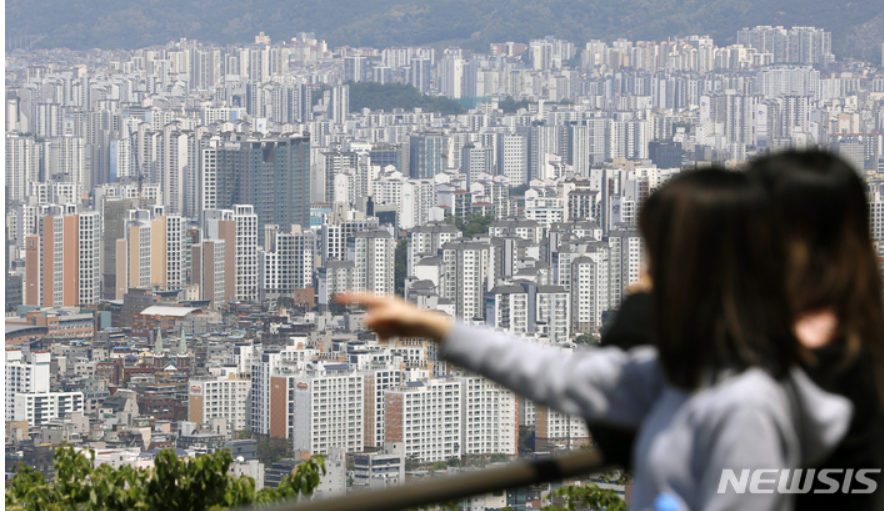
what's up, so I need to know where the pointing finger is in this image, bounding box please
[336,292,392,307]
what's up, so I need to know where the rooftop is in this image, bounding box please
[139,306,200,317]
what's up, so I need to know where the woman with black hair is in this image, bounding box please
[748,149,884,511]
[340,168,852,510]
[592,150,884,509]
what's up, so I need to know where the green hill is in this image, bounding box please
[6,0,883,56]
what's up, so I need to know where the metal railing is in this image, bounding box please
[254,449,608,511]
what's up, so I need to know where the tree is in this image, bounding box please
[518,426,535,457]
[444,213,495,239]
[573,334,599,347]
[541,483,626,511]
[509,184,530,196]
[311,84,331,107]
[565,49,583,69]
[499,96,530,114]
[394,238,408,297]
[256,437,293,466]
[275,297,295,309]
[5,443,325,511]
[349,82,463,116]
[490,453,510,463]
[404,454,422,471]
[430,460,448,472]
[237,428,252,440]
[328,293,348,315]
[446,456,461,468]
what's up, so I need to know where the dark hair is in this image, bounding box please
[748,150,884,401]
[639,168,799,390]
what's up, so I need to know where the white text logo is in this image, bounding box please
[717,469,880,494]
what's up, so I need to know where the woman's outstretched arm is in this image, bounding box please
[338,292,662,426]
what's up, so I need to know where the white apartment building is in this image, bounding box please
[372,170,405,212]
[77,211,101,305]
[401,178,437,229]
[606,226,644,308]
[199,138,221,211]
[258,224,315,301]
[163,127,189,215]
[535,405,590,451]
[536,285,571,343]
[571,247,610,332]
[188,374,252,431]
[233,205,259,302]
[408,222,462,275]
[47,136,86,188]
[458,375,518,456]
[487,219,544,244]
[441,240,492,321]
[350,228,395,296]
[497,134,528,186]
[245,342,316,434]
[13,391,85,427]
[353,442,406,488]
[284,364,365,455]
[318,260,356,308]
[6,132,43,203]
[320,213,377,264]
[6,349,51,422]
[484,284,529,335]
[249,349,287,436]
[868,182,884,243]
[519,397,537,427]
[385,378,463,463]
[165,215,186,289]
[551,248,579,293]
[529,125,560,181]
[525,192,567,230]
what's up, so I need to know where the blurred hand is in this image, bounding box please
[793,308,837,349]
[336,292,453,343]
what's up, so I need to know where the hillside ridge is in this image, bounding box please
[6,0,883,55]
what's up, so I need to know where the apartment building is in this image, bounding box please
[13,391,84,428]
[385,378,462,463]
[535,405,590,451]
[350,228,395,296]
[6,349,50,422]
[24,208,100,307]
[188,373,251,431]
[279,364,365,455]
[362,363,403,449]
[458,375,518,457]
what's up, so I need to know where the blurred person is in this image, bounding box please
[592,150,884,509]
[749,149,884,510]
[339,168,852,511]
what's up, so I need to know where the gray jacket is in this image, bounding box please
[440,323,853,511]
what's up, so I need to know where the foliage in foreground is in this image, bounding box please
[6,443,325,511]
[542,483,627,511]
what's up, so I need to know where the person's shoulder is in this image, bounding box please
[692,368,790,422]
